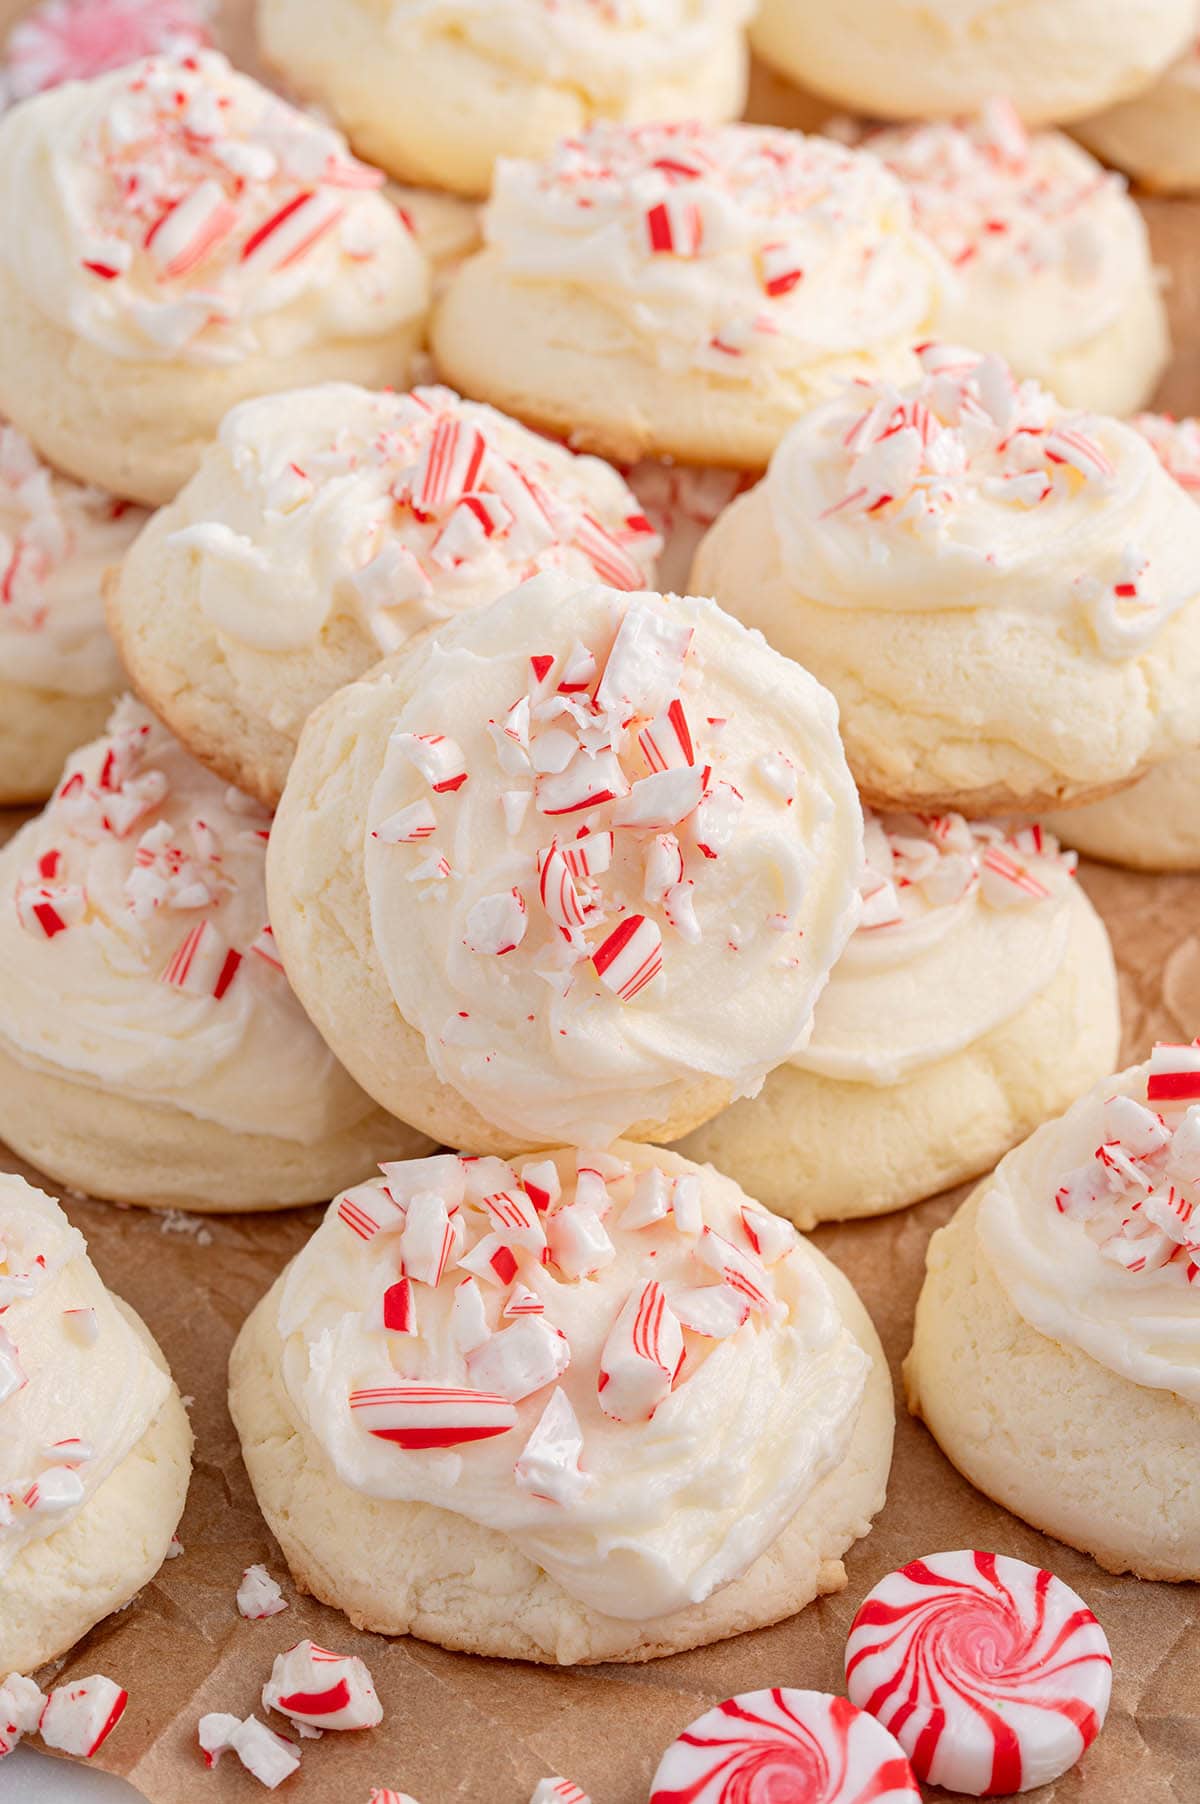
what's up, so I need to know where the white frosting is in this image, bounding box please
[0,1174,171,1570]
[851,103,1155,374]
[978,1052,1200,1404]
[0,423,144,697]
[383,0,753,105]
[1,0,213,101]
[482,122,942,385]
[795,813,1076,1085]
[764,342,1200,660]
[0,50,428,364]
[363,573,863,1144]
[164,383,660,657]
[1134,411,1200,498]
[0,697,378,1142]
[276,1146,869,1621]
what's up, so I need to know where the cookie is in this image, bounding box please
[266,573,863,1152]
[230,1142,893,1663]
[0,50,429,506]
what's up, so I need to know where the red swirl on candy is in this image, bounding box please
[844,1551,1112,1797]
[647,1688,920,1804]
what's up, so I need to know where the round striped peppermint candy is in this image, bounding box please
[647,1688,920,1803]
[845,1551,1113,1797]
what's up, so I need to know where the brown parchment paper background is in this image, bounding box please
[1,4,1199,1796]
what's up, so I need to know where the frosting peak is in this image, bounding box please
[277,1145,869,1620]
[764,342,1200,659]
[0,50,428,363]
[362,573,863,1144]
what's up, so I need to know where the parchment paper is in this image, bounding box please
[0,4,1198,1794]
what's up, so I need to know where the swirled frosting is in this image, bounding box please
[1,0,212,101]
[380,0,752,107]
[794,813,1077,1085]
[0,1174,172,1571]
[0,697,378,1141]
[481,122,942,385]
[362,572,863,1144]
[0,423,144,697]
[978,1048,1200,1403]
[275,1145,869,1620]
[0,49,428,364]
[164,383,660,656]
[763,342,1200,659]
[847,103,1155,377]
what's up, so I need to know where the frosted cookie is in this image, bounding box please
[906,1045,1200,1580]
[0,699,426,1211]
[846,1552,1111,1795]
[432,122,941,471]
[649,1690,919,1801]
[108,383,661,806]
[257,0,755,199]
[750,0,1196,128]
[1,0,212,100]
[0,425,147,806]
[229,1142,894,1664]
[0,51,430,508]
[676,815,1119,1227]
[1076,37,1200,195]
[1044,415,1200,870]
[847,102,1169,416]
[267,573,863,1152]
[0,1174,192,1673]
[693,343,1200,816]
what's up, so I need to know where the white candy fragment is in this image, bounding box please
[0,1672,46,1757]
[40,1675,128,1758]
[530,1780,592,1803]
[514,1387,591,1507]
[199,1712,300,1789]
[262,1639,383,1732]
[237,1564,289,1620]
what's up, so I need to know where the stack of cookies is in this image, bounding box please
[0,1,1198,1797]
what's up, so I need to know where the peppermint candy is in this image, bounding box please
[845,1552,1112,1796]
[236,1564,288,1620]
[39,1675,128,1758]
[648,1688,920,1803]
[262,1640,382,1732]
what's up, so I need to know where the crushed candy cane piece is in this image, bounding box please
[40,1675,128,1758]
[237,1564,288,1620]
[199,1712,299,1788]
[262,1640,382,1731]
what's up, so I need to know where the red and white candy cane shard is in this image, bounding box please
[845,1551,1113,1797]
[390,731,469,794]
[538,842,588,934]
[373,800,438,844]
[0,1673,45,1757]
[692,781,743,860]
[979,845,1050,907]
[545,1201,616,1279]
[504,1282,545,1318]
[615,766,705,831]
[1148,1040,1200,1108]
[237,1564,288,1620]
[619,1164,672,1230]
[572,511,645,590]
[740,1205,796,1266]
[412,417,488,516]
[592,913,663,1002]
[198,1712,300,1788]
[695,1227,772,1314]
[467,1315,570,1402]
[644,831,686,903]
[670,1283,751,1340]
[39,1676,128,1760]
[458,1231,520,1288]
[529,1781,592,1804]
[479,1187,547,1256]
[263,1640,382,1732]
[537,745,628,816]
[349,1383,517,1449]
[400,1190,458,1287]
[377,1277,416,1334]
[596,602,694,719]
[248,923,284,970]
[160,920,241,998]
[514,1385,591,1506]
[464,886,528,956]
[336,1182,401,1243]
[597,1280,684,1423]
[450,1275,490,1353]
[520,1159,561,1214]
[561,830,613,881]
[647,1688,920,1804]
[637,699,696,773]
